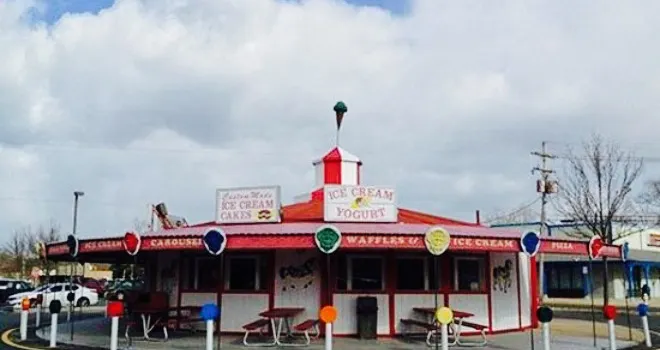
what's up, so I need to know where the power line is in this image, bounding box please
[483,197,541,224]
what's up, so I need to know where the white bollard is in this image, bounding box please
[107,301,124,350]
[641,315,651,347]
[441,324,449,350]
[638,303,652,347]
[35,305,41,328]
[206,320,214,350]
[49,314,58,348]
[319,305,337,350]
[20,309,28,340]
[542,322,551,350]
[325,322,332,350]
[110,316,119,350]
[607,319,616,350]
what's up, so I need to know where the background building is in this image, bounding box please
[491,222,660,299]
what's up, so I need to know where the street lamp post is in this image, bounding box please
[69,191,84,341]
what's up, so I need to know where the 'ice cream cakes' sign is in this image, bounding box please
[324,185,397,222]
[216,186,281,224]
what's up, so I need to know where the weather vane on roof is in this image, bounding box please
[334,101,347,146]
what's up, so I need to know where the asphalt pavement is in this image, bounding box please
[0,307,105,349]
[555,310,660,334]
[0,309,656,349]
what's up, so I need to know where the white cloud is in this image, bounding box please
[1,0,660,239]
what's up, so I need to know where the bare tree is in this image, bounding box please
[2,228,30,278]
[555,134,643,304]
[1,222,62,279]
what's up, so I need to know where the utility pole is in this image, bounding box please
[532,141,557,304]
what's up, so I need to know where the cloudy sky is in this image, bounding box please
[2,0,660,241]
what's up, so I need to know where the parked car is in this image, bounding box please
[0,279,32,303]
[6,283,99,309]
[104,279,145,300]
[82,278,105,295]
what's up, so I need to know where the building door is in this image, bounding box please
[273,250,321,322]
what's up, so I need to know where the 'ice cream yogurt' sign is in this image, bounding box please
[216,186,281,224]
[323,185,397,222]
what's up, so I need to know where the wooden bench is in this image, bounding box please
[454,320,488,347]
[242,319,275,347]
[290,319,319,346]
[400,319,454,346]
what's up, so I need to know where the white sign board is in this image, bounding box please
[216,186,281,224]
[324,185,397,222]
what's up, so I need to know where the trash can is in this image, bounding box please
[356,296,378,339]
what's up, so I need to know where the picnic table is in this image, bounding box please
[259,308,305,346]
[242,307,319,347]
[127,306,202,341]
[401,307,487,347]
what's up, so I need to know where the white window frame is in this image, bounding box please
[453,256,485,292]
[224,255,262,291]
[346,255,385,291]
[395,255,431,291]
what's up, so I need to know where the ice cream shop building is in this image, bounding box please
[45,114,624,338]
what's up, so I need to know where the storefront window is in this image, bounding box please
[224,255,269,292]
[196,258,220,290]
[352,257,383,290]
[396,257,439,290]
[453,257,485,292]
[571,266,583,289]
[397,258,426,290]
[336,255,384,291]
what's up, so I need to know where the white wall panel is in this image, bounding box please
[333,294,389,335]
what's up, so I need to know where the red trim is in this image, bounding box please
[442,254,450,306]
[269,251,275,310]
[176,252,183,329]
[324,160,341,184]
[530,256,538,328]
[321,147,342,162]
[486,252,493,332]
[320,253,329,331]
[515,253,522,329]
[48,234,624,258]
[310,188,324,201]
[217,254,224,334]
[540,240,621,258]
[47,235,532,256]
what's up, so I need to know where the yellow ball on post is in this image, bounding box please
[435,307,453,325]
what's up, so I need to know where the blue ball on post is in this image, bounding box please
[201,303,220,321]
[637,303,649,317]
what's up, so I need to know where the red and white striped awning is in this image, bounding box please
[44,222,622,259]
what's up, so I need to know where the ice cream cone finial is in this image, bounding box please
[334,101,347,145]
[334,101,347,129]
